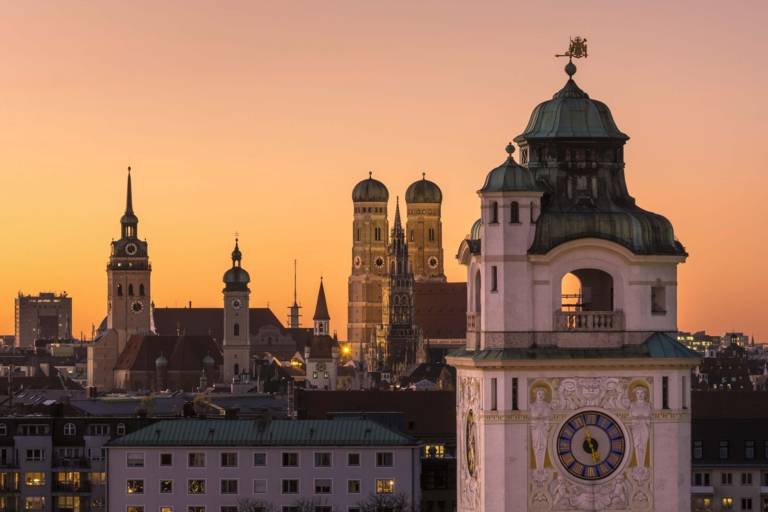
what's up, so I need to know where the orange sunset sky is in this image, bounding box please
[1,1,766,341]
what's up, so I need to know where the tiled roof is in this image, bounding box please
[153,307,284,343]
[449,333,699,361]
[114,335,222,371]
[107,418,418,447]
[414,282,466,339]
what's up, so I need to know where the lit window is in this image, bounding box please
[25,498,46,512]
[25,472,45,486]
[127,479,144,494]
[423,444,445,458]
[89,472,106,485]
[188,479,206,494]
[376,479,395,494]
[721,496,733,508]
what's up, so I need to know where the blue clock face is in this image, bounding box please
[556,411,626,481]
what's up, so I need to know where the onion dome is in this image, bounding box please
[470,218,482,240]
[223,238,251,291]
[514,62,628,142]
[352,172,389,202]
[479,143,540,193]
[155,353,168,367]
[405,173,442,203]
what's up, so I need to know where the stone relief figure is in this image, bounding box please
[608,474,631,508]
[629,384,651,475]
[459,377,481,511]
[530,386,552,473]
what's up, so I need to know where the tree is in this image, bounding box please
[291,497,335,512]
[356,493,416,512]
[237,499,275,512]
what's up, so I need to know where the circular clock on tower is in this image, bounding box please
[125,243,138,256]
[131,301,144,314]
[556,411,626,481]
[375,257,385,269]
[428,256,439,269]
[231,299,242,310]
[354,256,362,269]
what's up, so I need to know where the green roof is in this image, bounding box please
[449,332,699,361]
[107,418,418,447]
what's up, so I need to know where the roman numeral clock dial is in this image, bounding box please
[556,411,626,481]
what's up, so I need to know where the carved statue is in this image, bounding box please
[629,385,651,469]
[530,387,552,471]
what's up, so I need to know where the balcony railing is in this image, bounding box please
[52,457,90,469]
[554,310,624,331]
[52,481,91,493]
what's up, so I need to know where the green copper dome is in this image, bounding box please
[352,174,389,203]
[223,239,250,291]
[514,76,628,142]
[479,144,540,193]
[405,175,442,203]
[470,218,482,240]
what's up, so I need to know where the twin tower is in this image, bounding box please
[347,173,446,358]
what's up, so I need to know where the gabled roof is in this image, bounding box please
[153,308,284,343]
[107,418,418,447]
[114,335,222,372]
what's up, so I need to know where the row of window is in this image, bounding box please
[130,507,367,512]
[693,496,759,511]
[0,422,125,437]
[693,471,768,486]
[116,284,146,297]
[127,451,394,469]
[487,201,535,225]
[693,440,768,460]
[126,477,396,495]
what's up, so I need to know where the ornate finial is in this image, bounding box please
[422,172,426,180]
[368,171,373,179]
[505,142,515,157]
[556,36,588,77]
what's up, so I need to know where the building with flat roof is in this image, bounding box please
[107,418,421,512]
[15,292,72,347]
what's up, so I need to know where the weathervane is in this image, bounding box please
[555,36,588,61]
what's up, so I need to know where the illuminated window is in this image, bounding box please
[25,472,45,486]
[424,444,445,458]
[188,479,206,494]
[25,498,46,512]
[376,479,395,494]
[721,496,733,509]
[89,472,106,485]
[56,496,80,512]
[126,479,144,494]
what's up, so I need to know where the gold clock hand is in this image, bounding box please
[584,429,600,463]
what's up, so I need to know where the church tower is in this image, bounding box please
[405,174,445,282]
[222,238,251,383]
[313,278,330,336]
[88,168,152,391]
[348,173,389,359]
[375,199,419,377]
[449,45,698,512]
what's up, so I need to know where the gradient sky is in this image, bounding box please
[1,1,766,341]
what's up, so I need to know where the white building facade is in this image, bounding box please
[107,418,420,512]
[447,59,699,512]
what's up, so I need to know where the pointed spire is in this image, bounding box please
[293,259,298,306]
[231,236,242,267]
[312,277,330,321]
[125,166,134,215]
[393,196,402,231]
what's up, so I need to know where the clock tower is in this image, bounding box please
[448,46,698,512]
[222,238,251,383]
[405,174,445,282]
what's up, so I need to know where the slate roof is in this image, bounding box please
[414,282,466,340]
[449,332,699,361]
[312,281,330,321]
[108,418,418,447]
[114,335,222,371]
[152,307,284,343]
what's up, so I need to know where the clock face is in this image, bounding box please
[131,301,144,314]
[375,257,385,269]
[428,256,439,269]
[556,411,626,481]
[125,243,138,256]
[354,256,362,269]
[231,299,242,310]
[465,409,477,478]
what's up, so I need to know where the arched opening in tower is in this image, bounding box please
[560,269,614,312]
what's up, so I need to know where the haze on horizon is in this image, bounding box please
[1,1,766,341]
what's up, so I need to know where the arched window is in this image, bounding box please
[128,284,134,296]
[474,271,482,313]
[63,423,76,436]
[356,228,360,242]
[233,323,240,336]
[490,202,499,224]
[139,284,145,296]
[510,202,520,224]
[374,227,382,241]
[117,284,123,297]
[428,228,435,242]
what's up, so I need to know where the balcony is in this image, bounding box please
[554,310,624,331]
[52,457,90,469]
[52,481,91,493]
